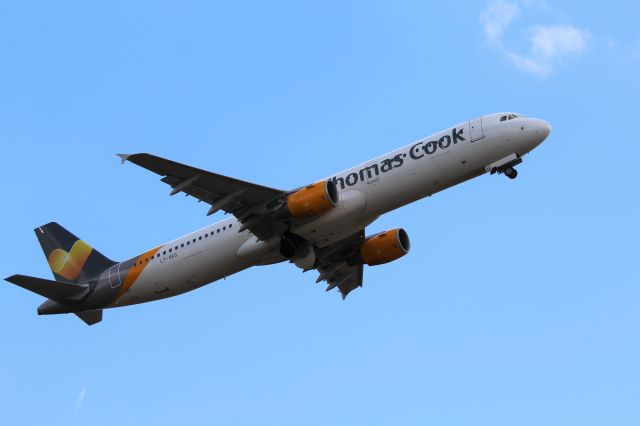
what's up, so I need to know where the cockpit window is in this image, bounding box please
[500,113,520,122]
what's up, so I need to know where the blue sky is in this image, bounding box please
[1,1,638,425]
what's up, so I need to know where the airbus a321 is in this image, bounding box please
[5,113,551,325]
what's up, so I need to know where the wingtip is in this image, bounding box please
[116,153,131,165]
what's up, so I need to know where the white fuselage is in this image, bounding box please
[109,113,550,307]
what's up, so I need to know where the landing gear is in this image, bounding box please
[279,232,308,259]
[486,154,523,180]
[504,167,518,179]
[280,238,298,258]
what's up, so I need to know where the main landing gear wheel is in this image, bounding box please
[504,167,518,179]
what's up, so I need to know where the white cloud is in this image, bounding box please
[511,25,590,75]
[481,0,520,43]
[529,25,588,59]
[506,51,552,75]
[480,1,590,75]
[74,386,87,417]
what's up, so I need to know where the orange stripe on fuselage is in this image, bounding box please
[114,246,162,302]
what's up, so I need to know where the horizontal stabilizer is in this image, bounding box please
[5,274,88,300]
[75,310,103,326]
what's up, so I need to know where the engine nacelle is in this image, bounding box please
[351,228,410,266]
[286,180,339,219]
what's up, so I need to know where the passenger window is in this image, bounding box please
[217,229,220,233]
[169,248,172,253]
[163,251,166,255]
[223,226,226,230]
[187,241,190,245]
[181,243,184,248]
[193,239,196,243]
[199,236,202,240]
[205,234,208,238]
[229,224,232,228]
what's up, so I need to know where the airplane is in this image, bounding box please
[5,112,550,325]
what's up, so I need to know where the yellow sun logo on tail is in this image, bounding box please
[47,240,93,280]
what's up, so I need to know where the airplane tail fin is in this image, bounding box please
[34,222,116,283]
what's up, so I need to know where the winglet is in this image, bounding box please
[116,153,131,165]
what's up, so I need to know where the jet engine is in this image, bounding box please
[350,228,410,266]
[285,180,339,219]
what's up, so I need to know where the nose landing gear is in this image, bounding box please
[504,167,518,179]
[485,154,522,180]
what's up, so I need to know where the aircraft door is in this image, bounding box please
[469,116,485,142]
[108,264,122,288]
[182,251,204,288]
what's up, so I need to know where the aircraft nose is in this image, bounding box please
[539,120,551,139]
[533,118,551,141]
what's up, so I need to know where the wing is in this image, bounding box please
[313,230,366,299]
[118,153,288,240]
[119,153,368,299]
